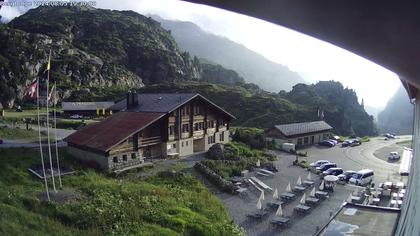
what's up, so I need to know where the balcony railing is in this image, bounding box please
[139,136,161,146]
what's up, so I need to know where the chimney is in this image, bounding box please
[126,91,138,109]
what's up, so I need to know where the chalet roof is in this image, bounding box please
[64,112,165,153]
[110,93,235,119]
[274,121,333,137]
[62,102,115,111]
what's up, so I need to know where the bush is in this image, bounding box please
[297,151,308,157]
[361,136,370,142]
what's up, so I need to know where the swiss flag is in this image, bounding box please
[25,81,38,100]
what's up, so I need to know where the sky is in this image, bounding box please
[0,0,401,108]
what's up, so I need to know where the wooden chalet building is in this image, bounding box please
[62,101,115,118]
[265,121,333,148]
[64,92,235,172]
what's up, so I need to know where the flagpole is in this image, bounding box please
[45,49,57,193]
[36,74,50,201]
[53,81,62,188]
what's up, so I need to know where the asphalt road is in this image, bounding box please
[300,135,412,184]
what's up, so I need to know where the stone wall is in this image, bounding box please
[67,146,109,170]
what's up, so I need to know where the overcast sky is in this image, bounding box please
[0,0,401,108]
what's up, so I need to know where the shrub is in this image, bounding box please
[297,151,308,157]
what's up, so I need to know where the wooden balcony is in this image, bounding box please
[193,130,204,138]
[181,132,191,139]
[139,136,162,147]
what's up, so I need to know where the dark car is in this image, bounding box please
[0,138,3,144]
[323,167,344,176]
[316,163,337,172]
[341,140,353,147]
[338,170,357,182]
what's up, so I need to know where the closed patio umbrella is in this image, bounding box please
[297,176,302,186]
[300,193,306,204]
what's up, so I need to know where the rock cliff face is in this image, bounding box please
[0,6,244,107]
[378,85,414,135]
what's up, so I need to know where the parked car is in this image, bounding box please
[341,140,353,147]
[349,169,374,186]
[70,114,83,119]
[388,151,400,160]
[319,140,335,147]
[384,133,395,139]
[310,160,330,168]
[338,170,357,182]
[350,139,361,147]
[323,167,344,176]
[316,163,337,172]
[0,138,3,144]
[325,139,338,145]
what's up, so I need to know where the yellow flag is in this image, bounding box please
[47,55,51,71]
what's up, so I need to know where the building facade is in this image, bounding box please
[65,93,234,173]
[265,121,333,148]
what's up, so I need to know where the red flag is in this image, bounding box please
[25,81,38,100]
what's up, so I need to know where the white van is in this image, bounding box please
[349,169,374,186]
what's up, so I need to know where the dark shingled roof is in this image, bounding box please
[64,112,165,153]
[274,121,332,136]
[110,93,235,119]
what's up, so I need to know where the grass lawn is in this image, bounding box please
[0,127,55,143]
[0,148,243,236]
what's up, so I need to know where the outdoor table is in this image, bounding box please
[371,190,382,198]
[292,186,306,193]
[246,209,269,219]
[351,196,362,204]
[397,200,403,208]
[315,190,328,199]
[396,182,405,189]
[280,192,296,201]
[294,204,311,214]
[392,193,404,200]
[399,189,406,194]
[270,216,290,227]
[384,181,393,190]
[390,200,397,207]
[372,198,380,205]
[303,180,315,186]
[267,199,284,208]
[306,196,320,205]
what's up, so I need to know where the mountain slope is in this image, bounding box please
[0,6,244,107]
[137,80,378,136]
[153,16,306,92]
[378,85,414,135]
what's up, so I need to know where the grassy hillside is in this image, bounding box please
[0,148,242,235]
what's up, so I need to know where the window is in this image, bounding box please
[297,138,303,145]
[131,153,136,159]
[186,141,188,146]
[169,125,175,135]
[123,155,127,162]
[194,123,199,131]
[220,132,224,142]
[182,124,189,133]
[172,143,176,149]
[128,136,134,143]
[182,141,184,147]
[208,136,215,144]
[113,156,118,163]
[304,137,309,144]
